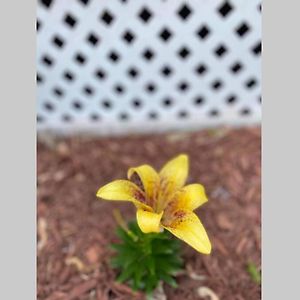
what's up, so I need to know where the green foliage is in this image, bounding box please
[110,221,183,295]
[246,262,261,284]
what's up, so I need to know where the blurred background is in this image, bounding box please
[37,1,261,299]
[37,0,261,136]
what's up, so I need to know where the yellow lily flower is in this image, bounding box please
[96,154,211,254]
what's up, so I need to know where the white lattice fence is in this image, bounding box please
[37,0,261,135]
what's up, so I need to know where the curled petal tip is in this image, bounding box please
[96,187,104,198]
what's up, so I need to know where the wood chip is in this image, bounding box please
[213,237,229,256]
[56,142,71,157]
[85,246,100,264]
[197,286,219,300]
[37,217,48,251]
[151,281,167,300]
[216,214,233,230]
[65,256,86,272]
[65,279,97,300]
[53,170,66,182]
[112,282,140,296]
[236,237,248,255]
[186,264,206,281]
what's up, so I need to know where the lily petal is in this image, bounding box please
[163,210,211,254]
[96,180,151,209]
[136,209,163,233]
[176,184,208,211]
[159,154,189,192]
[128,165,159,202]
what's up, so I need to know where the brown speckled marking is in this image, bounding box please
[133,189,146,203]
[130,172,144,191]
[174,210,186,219]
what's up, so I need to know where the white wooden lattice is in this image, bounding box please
[37,0,261,135]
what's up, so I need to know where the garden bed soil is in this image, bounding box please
[37,127,261,300]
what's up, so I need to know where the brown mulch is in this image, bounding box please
[37,127,261,300]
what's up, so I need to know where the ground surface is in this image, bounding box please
[37,127,261,300]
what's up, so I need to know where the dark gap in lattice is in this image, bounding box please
[78,0,90,6]
[194,96,205,106]
[226,94,237,104]
[159,27,173,42]
[44,101,55,112]
[72,100,83,110]
[178,46,191,60]
[119,112,129,121]
[195,63,207,75]
[132,98,143,109]
[138,7,153,23]
[83,85,94,96]
[100,10,114,26]
[161,65,173,77]
[236,22,251,37]
[53,87,64,97]
[74,52,87,65]
[42,55,54,67]
[214,44,227,57]
[114,84,125,95]
[230,61,243,74]
[258,96,262,103]
[37,73,43,84]
[102,100,113,109]
[240,107,251,116]
[245,78,257,89]
[209,109,220,117]
[143,48,155,61]
[148,111,158,120]
[177,3,192,20]
[64,70,75,82]
[162,97,173,108]
[123,30,135,44]
[211,79,223,90]
[40,0,53,9]
[37,115,44,123]
[178,110,188,119]
[52,35,65,48]
[252,41,261,56]
[197,24,211,40]
[87,33,100,46]
[95,68,106,80]
[145,82,157,94]
[177,81,189,92]
[108,50,120,63]
[90,113,100,121]
[218,1,233,18]
[64,13,77,28]
[258,3,262,12]
[128,67,139,79]
[62,114,72,122]
[37,20,41,31]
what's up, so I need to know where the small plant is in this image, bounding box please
[97,154,211,296]
[111,221,183,294]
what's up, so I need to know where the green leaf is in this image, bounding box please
[145,274,159,295]
[132,264,144,291]
[145,256,155,276]
[246,262,261,284]
[159,273,178,288]
[116,227,136,245]
[117,266,135,283]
